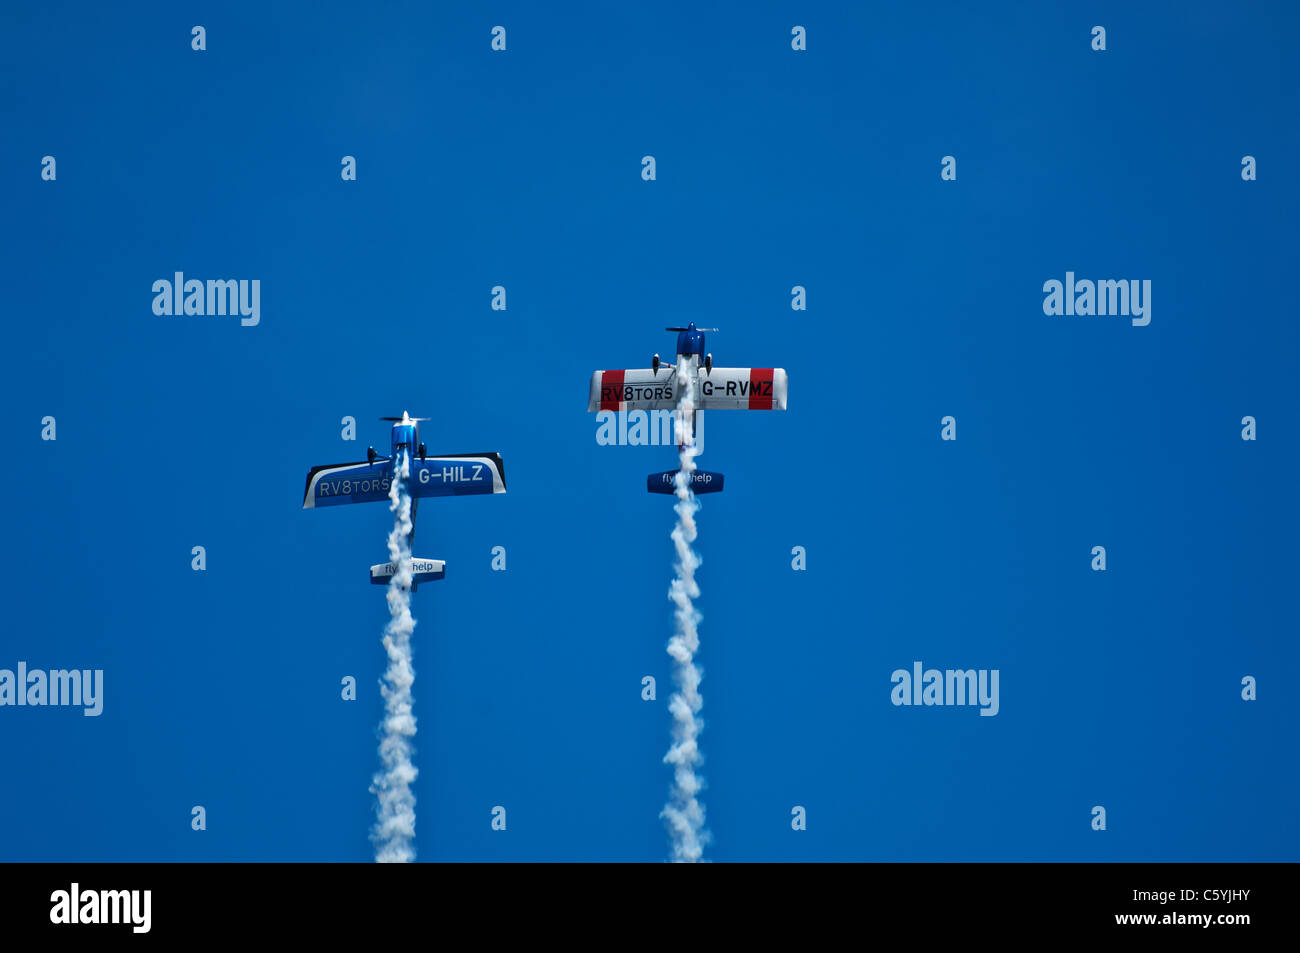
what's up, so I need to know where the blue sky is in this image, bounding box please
[1,1,1296,861]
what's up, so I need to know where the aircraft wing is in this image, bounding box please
[696,367,788,410]
[409,453,507,498]
[587,368,679,412]
[302,453,506,508]
[302,460,395,509]
[587,367,787,411]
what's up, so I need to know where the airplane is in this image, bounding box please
[302,411,506,590]
[587,323,788,494]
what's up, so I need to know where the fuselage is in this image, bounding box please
[388,413,421,553]
[391,415,420,461]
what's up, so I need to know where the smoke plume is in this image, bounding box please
[371,450,418,863]
[662,356,709,862]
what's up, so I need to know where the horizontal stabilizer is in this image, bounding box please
[648,470,724,494]
[370,558,445,586]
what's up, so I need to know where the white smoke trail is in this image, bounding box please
[662,356,709,862]
[371,450,418,863]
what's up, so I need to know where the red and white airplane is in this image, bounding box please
[587,324,788,494]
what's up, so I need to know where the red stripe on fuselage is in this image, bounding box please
[749,368,774,409]
[600,370,625,411]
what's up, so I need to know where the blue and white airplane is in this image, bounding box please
[302,411,506,589]
[587,323,788,495]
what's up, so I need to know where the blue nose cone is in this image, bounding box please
[676,322,705,358]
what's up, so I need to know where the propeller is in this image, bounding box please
[665,327,718,332]
[379,415,431,421]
